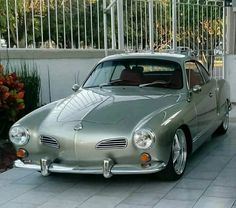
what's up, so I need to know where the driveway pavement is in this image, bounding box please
[0,107,236,208]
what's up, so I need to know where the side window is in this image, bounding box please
[111,64,126,81]
[196,62,210,83]
[84,62,113,87]
[185,61,205,88]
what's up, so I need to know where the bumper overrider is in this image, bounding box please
[14,159,166,178]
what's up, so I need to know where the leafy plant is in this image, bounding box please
[9,62,41,117]
[0,64,25,121]
[0,62,41,140]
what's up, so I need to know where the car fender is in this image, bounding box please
[136,100,196,164]
[10,100,62,156]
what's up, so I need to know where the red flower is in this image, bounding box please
[17,92,25,99]
[0,65,25,121]
[17,103,25,110]
[2,92,10,100]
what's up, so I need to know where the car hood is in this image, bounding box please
[43,87,185,125]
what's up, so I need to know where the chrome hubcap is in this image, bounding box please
[223,105,229,131]
[172,129,187,175]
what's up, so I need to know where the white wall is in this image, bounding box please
[3,49,234,103]
[225,54,236,102]
[0,49,123,104]
[36,58,99,104]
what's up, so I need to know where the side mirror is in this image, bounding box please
[72,84,80,92]
[192,85,202,93]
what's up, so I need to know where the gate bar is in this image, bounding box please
[172,0,177,51]
[148,0,154,52]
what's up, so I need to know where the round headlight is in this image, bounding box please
[9,126,30,146]
[133,129,155,149]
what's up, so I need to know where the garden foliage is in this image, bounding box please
[0,62,41,140]
[0,64,25,122]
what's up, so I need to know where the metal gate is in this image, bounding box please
[0,0,224,78]
[104,0,224,78]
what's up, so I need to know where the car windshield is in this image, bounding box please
[83,58,183,89]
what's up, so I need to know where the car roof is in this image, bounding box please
[99,52,193,64]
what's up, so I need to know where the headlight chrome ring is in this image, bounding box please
[133,129,156,149]
[9,126,30,146]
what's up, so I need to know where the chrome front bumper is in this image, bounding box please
[14,159,166,178]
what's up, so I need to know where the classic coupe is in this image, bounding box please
[9,53,230,180]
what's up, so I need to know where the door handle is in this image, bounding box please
[209,92,213,97]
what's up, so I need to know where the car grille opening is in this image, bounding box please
[96,138,128,149]
[40,135,60,149]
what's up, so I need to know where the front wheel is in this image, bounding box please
[158,128,188,180]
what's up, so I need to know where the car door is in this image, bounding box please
[195,61,218,124]
[185,61,217,144]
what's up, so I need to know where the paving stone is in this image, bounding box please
[0,168,34,180]
[38,199,79,208]
[14,172,51,186]
[153,199,195,208]
[210,145,236,157]
[52,187,96,203]
[176,178,211,190]
[213,176,236,188]
[12,190,56,205]
[136,181,177,195]
[98,180,142,199]
[204,185,236,198]
[186,169,219,180]
[0,184,36,205]
[121,192,162,206]
[78,195,123,208]
[193,196,235,208]
[33,181,75,194]
[217,167,236,178]
[226,156,236,168]
[116,204,152,208]
[219,136,236,145]
[193,155,231,172]
[164,188,204,201]
[0,202,36,208]
[0,178,13,188]
[232,202,236,208]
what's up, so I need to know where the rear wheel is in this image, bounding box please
[158,128,188,180]
[216,101,230,135]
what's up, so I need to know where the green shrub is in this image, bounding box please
[0,64,25,139]
[7,62,41,117]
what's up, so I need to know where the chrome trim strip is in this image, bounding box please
[14,159,166,176]
[96,138,128,149]
[40,135,60,149]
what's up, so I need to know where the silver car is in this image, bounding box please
[9,53,230,180]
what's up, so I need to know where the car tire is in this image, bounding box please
[158,128,188,180]
[216,101,230,135]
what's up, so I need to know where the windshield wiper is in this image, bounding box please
[139,80,169,88]
[99,80,122,88]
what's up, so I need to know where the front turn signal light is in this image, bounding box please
[16,148,28,158]
[139,152,151,164]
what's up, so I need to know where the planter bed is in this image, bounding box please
[0,140,16,173]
